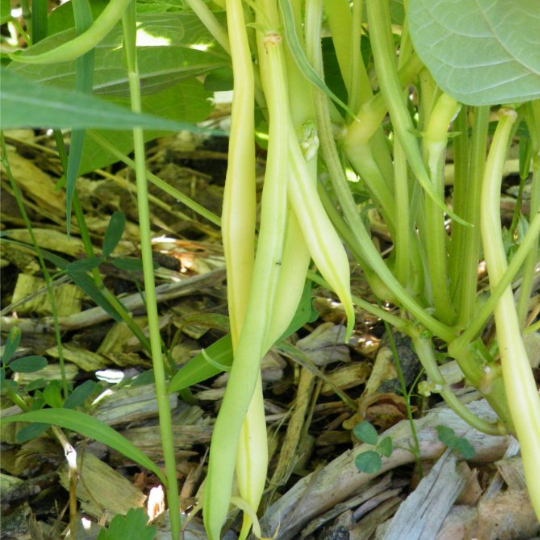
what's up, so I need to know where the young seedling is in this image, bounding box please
[353,421,394,475]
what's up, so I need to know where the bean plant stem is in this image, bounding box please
[516,101,540,328]
[121,4,181,538]
[184,0,231,53]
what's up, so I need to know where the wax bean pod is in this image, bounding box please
[288,133,355,340]
[203,23,291,540]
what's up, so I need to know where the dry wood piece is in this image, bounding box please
[58,452,145,521]
[256,401,512,540]
[0,268,226,334]
[92,383,177,427]
[380,449,468,540]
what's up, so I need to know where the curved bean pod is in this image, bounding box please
[288,132,355,340]
[11,0,131,64]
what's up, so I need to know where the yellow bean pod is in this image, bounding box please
[288,132,355,340]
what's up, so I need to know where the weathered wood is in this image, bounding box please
[380,450,469,540]
[256,401,511,540]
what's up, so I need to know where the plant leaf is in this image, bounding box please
[354,450,382,474]
[0,409,166,484]
[409,0,540,105]
[0,68,204,131]
[63,380,98,409]
[2,328,21,365]
[10,12,229,96]
[168,334,233,393]
[353,421,379,445]
[102,212,126,258]
[97,508,156,540]
[168,284,318,393]
[66,257,104,274]
[77,80,213,174]
[8,356,48,373]
[16,423,50,443]
[377,436,394,458]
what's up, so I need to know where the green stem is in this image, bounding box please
[411,333,504,436]
[385,323,423,476]
[121,4,181,538]
[184,0,231,53]
[31,0,47,43]
[451,107,489,327]
[366,0,466,226]
[480,107,540,520]
[450,205,540,355]
[422,93,460,325]
[517,101,540,328]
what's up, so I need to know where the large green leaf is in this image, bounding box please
[409,0,540,105]
[10,12,229,97]
[79,79,213,173]
[1,68,204,131]
[0,408,166,484]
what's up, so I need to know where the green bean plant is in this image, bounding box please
[2,0,540,538]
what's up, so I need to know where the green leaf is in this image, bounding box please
[354,450,382,474]
[168,334,233,393]
[436,425,475,459]
[454,437,476,460]
[0,378,18,395]
[204,67,234,91]
[48,0,108,35]
[377,436,394,458]
[102,212,126,258]
[11,13,229,96]
[409,0,540,105]
[2,328,21,365]
[97,508,156,540]
[111,258,145,272]
[436,425,457,446]
[66,257,104,274]
[0,409,167,484]
[16,422,50,443]
[9,356,48,373]
[66,271,123,322]
[63,380,98,409]
[277,281,318,342]
[78,80,213,174]
[43,381,64,408]
[24,378,47,392]
[353,421,379,445]
[0,68,204,131]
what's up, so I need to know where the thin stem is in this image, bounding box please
[450,205,540,353]
[184,0,231,54]
[411,333,504,436]
[121,4,181,538]
[384,322,423,477]
[517,101,540,328]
